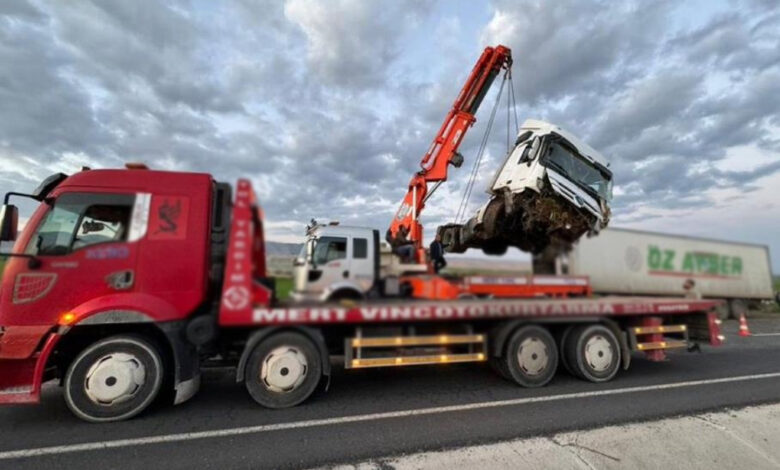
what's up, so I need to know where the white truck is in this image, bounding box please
[546,227,776,318]
[292,223,420,303]
[439,119,613,255]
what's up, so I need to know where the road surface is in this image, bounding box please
[1,318,779,469]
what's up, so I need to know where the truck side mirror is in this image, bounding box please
[0,204,18,241]
[518,137,541,165]
[514,130,532,147]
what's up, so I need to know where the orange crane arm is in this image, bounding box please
[388,45,512,261]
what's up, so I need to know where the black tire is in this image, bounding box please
[489,355,511,380]
[714,302,730,321]
[482,199,505,239]
[327,289,363,303]
[501,325,558,388]
[244,332,323,409]
[64,335,164,423]
[438,224,464,253]
[564,324,621,383]
[482,242,508,256]
[558,325,577,377]
[728,299,747,320]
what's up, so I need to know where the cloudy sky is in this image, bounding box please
[1,0,778,269]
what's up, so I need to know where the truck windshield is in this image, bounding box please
[25,193,134,256]
[311,236,347,265]
[545,143,612,201]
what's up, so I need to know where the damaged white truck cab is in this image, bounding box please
[439,119,613,255]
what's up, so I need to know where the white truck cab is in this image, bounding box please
[440,119,613,255]
[489,119,611,223]
[291,223,425,303]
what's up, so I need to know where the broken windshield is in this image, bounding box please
[544,142,612,201]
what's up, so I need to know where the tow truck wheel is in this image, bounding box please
[64,335,164,423]
[558,326,577,376]
[245,332,322,409]
[501,325,558,388]
[564,324,620,383]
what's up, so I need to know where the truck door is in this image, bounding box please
[309,235,349,292]
[2,192,143,326]
[350,236,374,291]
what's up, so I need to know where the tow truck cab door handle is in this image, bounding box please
[343,270,349,279]
[106,270,134,290]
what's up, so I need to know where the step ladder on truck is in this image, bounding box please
[0,168,724,422]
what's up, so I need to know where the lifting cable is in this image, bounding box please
[454,70,511,224]
[508,70,519,137]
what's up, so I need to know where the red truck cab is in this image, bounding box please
[0,167,229,420]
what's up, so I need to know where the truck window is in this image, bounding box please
[353,238,368,259]
[545,143,613,201]
[25,193,134,256]
[313,236,347,265]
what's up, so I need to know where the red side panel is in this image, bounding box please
[219,180,270,326]
[243,297,725,327]
[0,326,51,359]
[707,312,723,346]
[0,333,59,404]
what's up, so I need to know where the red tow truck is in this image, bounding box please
[0,168,723,422]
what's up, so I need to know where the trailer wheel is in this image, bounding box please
[558,326,577,377]
[489,356,511,380]
[565,324,621,383]
[728,299,747,320]
[501,325,558,388]
[244,332,322,409]
[64,335,164,423]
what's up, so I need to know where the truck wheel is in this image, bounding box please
[489,356,511,380]
[564,324,620,383]
[482,199,505,239]
[501,325,558,388]
[64,335,164,423]
[728,299,747,320]
[558,326,577,377]
[714,302,730,321]
[244,332,322,409]
[482,242,508,256]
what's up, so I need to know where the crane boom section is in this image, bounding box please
[388,45,512,259]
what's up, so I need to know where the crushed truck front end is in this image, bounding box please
[440,119,612,255]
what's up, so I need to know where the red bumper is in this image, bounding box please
[0,328,60,404]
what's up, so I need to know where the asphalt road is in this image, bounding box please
[1,318,779,470]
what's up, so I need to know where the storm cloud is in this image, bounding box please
[1,1,778,265]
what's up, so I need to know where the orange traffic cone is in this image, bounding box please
[738,313,751,337]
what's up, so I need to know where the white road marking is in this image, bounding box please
[750,333,780,337]
[2,371,780,460]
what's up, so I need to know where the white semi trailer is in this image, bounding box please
[546,228,776,318]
